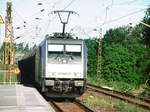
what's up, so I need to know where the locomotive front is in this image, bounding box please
[19,10,87,98]
[42,37,87,97]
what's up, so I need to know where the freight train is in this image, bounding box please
[18,33,87,98]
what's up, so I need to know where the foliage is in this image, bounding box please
[103,26,129,44]
[14,43,30,53]
[104,40,149,84]
[85,38,99,76]
[142,7,150,45]
[87,77,137,93]
[102,43,136,83]
[139,83,150,97]
[86,7,150,90]
[14,43,30,65]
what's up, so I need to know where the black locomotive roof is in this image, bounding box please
[45,33,82,44]
[45,33,79,40]
[47,39,82,45]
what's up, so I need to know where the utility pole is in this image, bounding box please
[2,2,14,65]
[2,2,15,83]
[97,28,102,78]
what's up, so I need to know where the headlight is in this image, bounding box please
[74,72,82,77]
[48,72,56,76]
[62,59,67,64]
[45,80,54,86]
[75,81,84,86]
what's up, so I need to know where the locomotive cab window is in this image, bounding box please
[48,44,82,64]
[48,45,64,57]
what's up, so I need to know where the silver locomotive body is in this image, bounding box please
[19,36,87,98]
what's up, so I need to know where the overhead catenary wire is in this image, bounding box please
[86,6,149,37]
[37,0,63,7]
[14,24,40,42]
[14,29,35,41]
[14,31,37,47]
[100,0,114,26]
[27,9,45,20]
[36,0,65,37]
[118,0,139,5]
[12,1,59,43]
[12,0,77,44]
[12,0,62,39]
[13,7,40,41]
[100,8,147,26]
[13,8,26,23]
[98,0,149,28]
[12,7,32,28]
[63,0,77,10]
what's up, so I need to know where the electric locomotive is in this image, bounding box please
[19,32,87,98]
[18,10,87,98]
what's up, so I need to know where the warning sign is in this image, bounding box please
[13,67,20,75]
[0,15,4,24]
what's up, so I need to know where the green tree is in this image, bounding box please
[102,25,149,85]
[85,38,99,76]
[24,44,30,52]
[142,7,150,45]
[102,43,139,84]
[103,26,129,45]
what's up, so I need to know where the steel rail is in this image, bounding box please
[49,101,64,112]
[87,83,150,109]
[74,100,95,112]
[49,100,95,112]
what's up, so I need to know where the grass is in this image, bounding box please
[84,93,113,106]
[87,76,149,96]
[84,93,142,112]
[85,96,101,104]
[113,101,141,112]
[87,75,150,112]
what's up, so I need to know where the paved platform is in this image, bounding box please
[0,85,55,112]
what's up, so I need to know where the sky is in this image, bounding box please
[0,0,149,46]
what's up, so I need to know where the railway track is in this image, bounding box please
[87,83,150,109]
[49,100,95,112]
